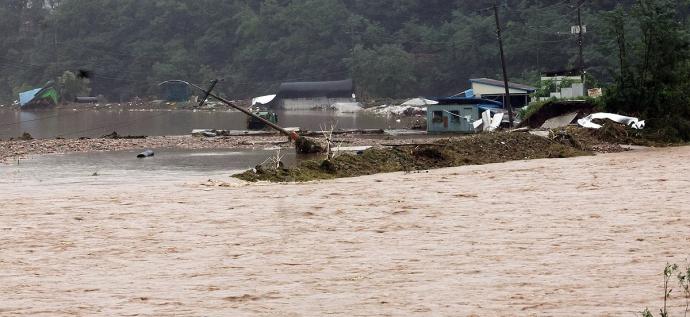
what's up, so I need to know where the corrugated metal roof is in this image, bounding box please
[277,79,353,99]
[431,97,503,107]
[19,88,42,106]
[470,78,537,92]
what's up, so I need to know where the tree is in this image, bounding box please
[603,0,690,141]
[351,44,416,99]
[57,70,90,102]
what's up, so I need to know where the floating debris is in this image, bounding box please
[137,150,155,158]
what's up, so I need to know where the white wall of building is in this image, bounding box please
[280,97,355,110]
[471,82,530,97]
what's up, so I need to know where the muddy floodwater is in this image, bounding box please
[0,109,410,139]
[2,148,299,184]
[1,146,690,316]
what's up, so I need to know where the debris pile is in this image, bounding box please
[19,132,33,141]
[295,136,325,154]
[234,132,590,182]
[365,97,436,117]
[519,100,596,129]
[101,131,147,139]
[577,113,645,130]
[366,104,427,117]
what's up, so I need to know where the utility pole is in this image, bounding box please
[493,2,513,127]
[576,0,585,84]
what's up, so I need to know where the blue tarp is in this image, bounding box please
[478,105,501,112]
[19,88,42,107]
[431,97,503,107]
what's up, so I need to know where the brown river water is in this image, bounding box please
[1,146,689,316]
[0,109,409,139]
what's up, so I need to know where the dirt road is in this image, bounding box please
[1,146,689,316]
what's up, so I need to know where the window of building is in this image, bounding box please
[450,110,460,123]
[432,110,443,123]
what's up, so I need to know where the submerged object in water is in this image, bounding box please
[247,109,279,130]
[137,150,154,158]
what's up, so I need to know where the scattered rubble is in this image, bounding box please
[19,132,33,141]
[234,132,590,182]
[578,113,645,130]
[101,131,147,139]
[295,136,325,154]
[0,134,440,163]
[366,104,427,117]
[365,97,435,116]
[519,100,596,129]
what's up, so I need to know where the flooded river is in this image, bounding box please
[2,146,689,316]
[0,109,410,139]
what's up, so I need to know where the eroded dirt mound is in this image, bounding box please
[549,122,657,153]
[234,132,590,182]
[519,100,596,129]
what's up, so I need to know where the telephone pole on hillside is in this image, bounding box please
[493,2,513,127]
[576,0,585,83]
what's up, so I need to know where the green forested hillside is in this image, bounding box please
[0,0,686,103]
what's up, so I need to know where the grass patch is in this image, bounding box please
[234,132,591,182]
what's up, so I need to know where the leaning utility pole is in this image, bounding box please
[576,0,585,83]
[493,2,513,127]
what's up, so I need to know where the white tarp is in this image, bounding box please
[401,97,438,106]
[473,119,483,130]
[577,113,645,130]
[251,94,276,106]
[475,111,504,132]
[489,112,504,131]
[481,110,492,132]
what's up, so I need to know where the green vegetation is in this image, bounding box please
[602,0,690,141]
[640,263,690,317]
[0,0,677,103]
[57,71,90,102]
[1,0,689,141]
[234,132,590,182]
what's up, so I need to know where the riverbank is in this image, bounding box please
[1,146,688,316]
[235,132,592,182]
[0,133,438,163]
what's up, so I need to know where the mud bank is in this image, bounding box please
[235,132,590,182]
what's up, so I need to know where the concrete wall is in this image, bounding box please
[427,104,479,133]
[571,83,585,97]
[279,97,355,110]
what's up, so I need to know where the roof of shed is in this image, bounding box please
[470,78,537,92]
[430,97,503,107]
[277,79,353,99]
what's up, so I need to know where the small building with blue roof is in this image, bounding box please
[426,97,503,133]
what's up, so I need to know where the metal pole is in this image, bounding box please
[197,79,218,108]
[168,80,299,140]
[494,3,513,127]
[577,1,585,83]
